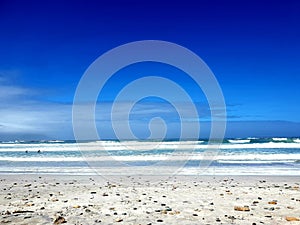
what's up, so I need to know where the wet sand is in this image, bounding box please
[0,175,300,224]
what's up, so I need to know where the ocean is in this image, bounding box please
[0,138,300,176]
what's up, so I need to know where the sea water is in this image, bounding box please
[0,138,299,176]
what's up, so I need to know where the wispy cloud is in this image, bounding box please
[0,73,72,140]
[0,71,34,101]
[0,85,32,100]
[0,76,5,83]
[0,73,297,140]
[0,101,73,139]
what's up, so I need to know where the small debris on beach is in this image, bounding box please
[53,216,66,224]
[234,206,250,211]
[286,216,300,221]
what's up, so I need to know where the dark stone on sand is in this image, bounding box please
[13,210,34,214]
[228,216,236,220]
[157,219,163,222]
[53,216,66,224]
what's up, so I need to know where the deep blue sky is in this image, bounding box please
[0,0,299,140]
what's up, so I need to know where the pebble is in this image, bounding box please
[53,216,66,224]
[268,200,277,205]
[234,206,250,211]
[286,216,300,221]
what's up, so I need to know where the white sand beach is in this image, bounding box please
[0,175,300,224]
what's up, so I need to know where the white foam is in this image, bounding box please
[101,153,300,162]
[1,165,299,176]
[293,139,300,143]
[0,156,85,162]
[3,152,298,162]
[272,138,288,141]
[0,167,97,175]
[228,139,251,144]
[217,160,295,164]
[0,140,300,152]
[218,142,300,149]
[216,153,300,161]
[48,140,65,143]
[178,166,300,176]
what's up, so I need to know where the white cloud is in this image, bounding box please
[0,74,214,140]
[0,85,32,100]
[0,74,73,139]
[0,101,74,139]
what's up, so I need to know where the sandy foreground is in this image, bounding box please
[0,175,300,225]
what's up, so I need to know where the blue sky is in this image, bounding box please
[0,0,299,140]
